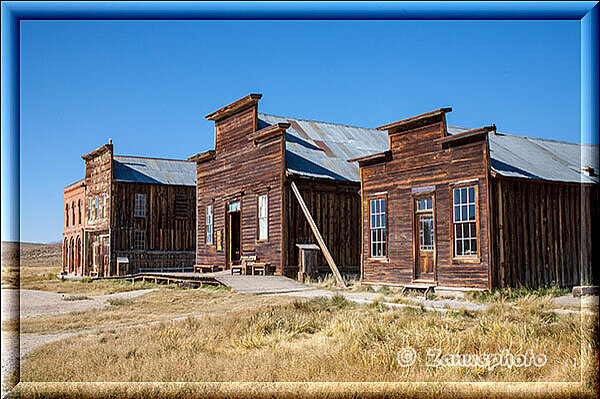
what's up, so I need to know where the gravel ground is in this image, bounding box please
[1,288,156,320]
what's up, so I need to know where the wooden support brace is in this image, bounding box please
[290,181,346,288]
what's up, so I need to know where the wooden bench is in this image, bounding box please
[195,264,220,273]
[401,284,436,299]
[250,262,270,276]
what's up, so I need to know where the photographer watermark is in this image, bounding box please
[397,347,546,370]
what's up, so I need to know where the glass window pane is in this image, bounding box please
[456,240,463,256]
[468,187,475,203]
[454,189,460,205]
[470,222,477,237]
[471,239,477,253]
[464,239,471,254]
[461,188,467,203]
[370,200,375,214]
[427,198,432,209]
[461,205,467,221]
[454,206,460,222]
[456,223,463,239]
[469,204,476,220]
[380,199,385,214]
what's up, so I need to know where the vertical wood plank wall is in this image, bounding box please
[282,178,361,276]
[360,121,490,289]
[195,105,284,273]
[111,181,196,273]
[489,177,597,288]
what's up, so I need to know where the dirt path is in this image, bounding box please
[1,288,157,320]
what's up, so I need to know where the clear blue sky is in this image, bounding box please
[18,20,581,243]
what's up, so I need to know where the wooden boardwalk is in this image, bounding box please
[95,270,314,295]
[210,271,314,294]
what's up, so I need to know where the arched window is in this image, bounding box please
[65,204,69,227]
[78,200,81,224]
[72,202,75,227]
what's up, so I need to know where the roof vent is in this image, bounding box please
[582,166,595,176]
[109,138,113,145]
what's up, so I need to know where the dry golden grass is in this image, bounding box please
[15,287,294,335]
[9,381,597,399]
[19,293,597,393]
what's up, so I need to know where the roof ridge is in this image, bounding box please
[491,131,596,146]
[258,112,379,131]
[449,124,594,147]
[114,154,193,163]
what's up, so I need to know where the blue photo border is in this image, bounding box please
[1,1,598,395]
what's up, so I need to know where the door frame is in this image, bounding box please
[225,199,242,269]
[411,191,438,282]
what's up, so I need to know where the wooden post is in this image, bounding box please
[290,181,346,288]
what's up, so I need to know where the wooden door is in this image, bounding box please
[102,236,110,276]
[415,196,435,281]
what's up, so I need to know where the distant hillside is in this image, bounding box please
[2,241,62,267]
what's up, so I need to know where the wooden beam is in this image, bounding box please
[290,181,346,288]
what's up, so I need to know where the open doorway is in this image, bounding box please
[226,200,241,269]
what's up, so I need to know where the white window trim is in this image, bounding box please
[206,204,213,245]
[134,194,146,218]
[369,198,386,258]
[258,193,268,241]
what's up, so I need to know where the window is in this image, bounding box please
[134,230,145,250]
[71,202,75,226]
[95,196,99,219]
[206,205,213,244]
[369,198,386,258]
[78,200,81,224]
[258,193,268,240]
[453,186,477,257]
[174,194,188,218]
[89,198,93,221]
[134,194,146,217]
[65,204,69,227]
[103,194,107,218]
[228,201,240,212]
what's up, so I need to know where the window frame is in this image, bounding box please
[134,230,146,251]
[368,195,388,260]
[134,193,146,218]
[206,204,213,245]
[257,192,269,241]
[450,183,481,262]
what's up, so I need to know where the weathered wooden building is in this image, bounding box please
[350,108,598,290]
[62,142,196,276]
[189,94,388,278]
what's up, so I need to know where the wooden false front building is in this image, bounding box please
[62,142,197,276]
[189,94,389,278]
[350,108,598,290]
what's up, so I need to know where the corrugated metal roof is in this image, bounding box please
[259,113,388,182]
[113,156,196,186]
[448,125,598,184]
[256,114,597,184]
